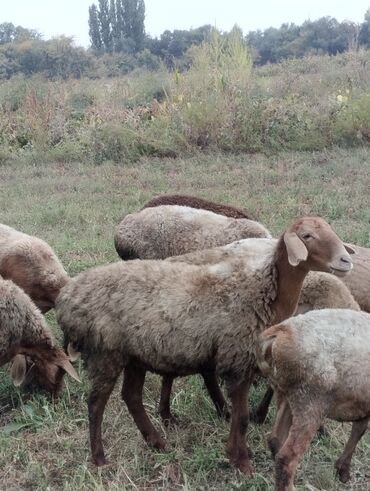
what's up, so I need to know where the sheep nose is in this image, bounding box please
[339,256,352,270]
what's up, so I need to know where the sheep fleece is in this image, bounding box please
[56,257,277,386]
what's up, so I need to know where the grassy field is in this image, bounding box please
[0,148,369,490]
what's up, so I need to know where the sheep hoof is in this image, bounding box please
[335,461,351,483]
[147,434,167,451]
[92,454,108,466]
[236,458,255,476]
[160,413,179,427]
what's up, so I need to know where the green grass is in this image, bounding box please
[0,148,369,490]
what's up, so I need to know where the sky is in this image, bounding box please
[2,0,370,47]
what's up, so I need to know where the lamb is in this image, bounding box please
[257,309,370,491]
[0,277,80,395]
[0,223,68,313]
[114,205,271,260]
[142,194,252,219]
[56,216,353,471]
[158,238,360,424]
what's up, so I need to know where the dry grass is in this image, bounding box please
[0,148,369,490]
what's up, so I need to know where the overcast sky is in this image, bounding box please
[2,0,370,47]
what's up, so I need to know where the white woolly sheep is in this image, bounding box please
[0,277,80,394]
[257,309,370,491]
[56,216,353,472]
[0,223,68,313]
[114,205,271,260]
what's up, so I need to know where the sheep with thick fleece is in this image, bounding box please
[0,223,68,313]
[157,238,360,424]
[143,194,252,219]
[0,277,80,394]
[114,205,271,260]
[257,309,370,491]
[57,216,353,471]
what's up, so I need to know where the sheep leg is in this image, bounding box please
[122,364,166,450]
[202,370,230,420]
[88,374,120,466]
[158,375,176,425]
[275,412,322,491]
[335,418,369,483]
[225,380,254,475]
[268,395,292,459]
[251,385,274,424]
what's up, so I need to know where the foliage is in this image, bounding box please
[0,46,370,164]
[89,0,145,54]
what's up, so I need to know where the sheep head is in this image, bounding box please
[10,347,80,396]
[283,217,354,276]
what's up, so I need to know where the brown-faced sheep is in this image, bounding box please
[114,205,271,260]
[159,238,360,424]
[0,223,68,313]
[56,217,353,472]
[142,194,252,219]
[0,277,80,395]
[257,309,370,491]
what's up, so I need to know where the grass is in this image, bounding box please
[0,147,369,490]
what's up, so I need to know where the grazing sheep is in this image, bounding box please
[143,194,252,219]
[0,277,80,395]
[257,309,370,491]
[341,244,370,312]
[0,223,68,313]
[159,238,360,424]
[114,205,271,260]
[56,216,353,471]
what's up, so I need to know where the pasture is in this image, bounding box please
[0,147,369,490]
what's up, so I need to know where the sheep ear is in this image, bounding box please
[10,355,27,386]
[67,342,80,362]
[56,352,81,383]
[283,232,308,266]
[344,243,356,255]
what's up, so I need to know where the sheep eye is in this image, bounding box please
[302,233,312,240]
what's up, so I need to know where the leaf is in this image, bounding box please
[2,421,30,434]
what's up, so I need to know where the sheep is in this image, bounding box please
[0,223,68,313]
[257,309,370,491]
[341,243,370,312]
[56,216,353,471]
[0,277,80,395]
[158,238,360,425]
[114,205,271,260]
[142,194,252,219]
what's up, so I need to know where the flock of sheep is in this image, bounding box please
[1,194,369,491]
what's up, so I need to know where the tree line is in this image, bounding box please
[0,3,370,80]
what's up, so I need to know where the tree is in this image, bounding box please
[88,5,102,51]
[98,0,113,52]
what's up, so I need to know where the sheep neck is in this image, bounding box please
[270,237,307,324]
